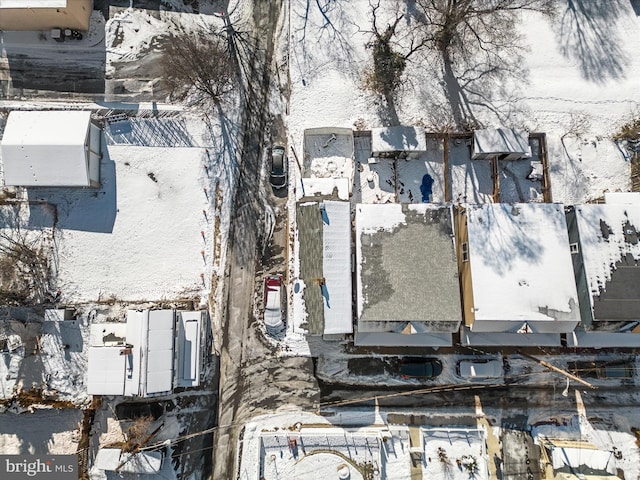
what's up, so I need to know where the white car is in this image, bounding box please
[264,275,285,333]
[457,359,503,379]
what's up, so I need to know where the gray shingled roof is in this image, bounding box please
[296,203,324,335]
[358,205,462,323]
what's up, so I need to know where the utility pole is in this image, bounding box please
[521,353,596,390]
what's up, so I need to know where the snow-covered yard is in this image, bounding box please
[0,408,82,454]
[48,140,214,304]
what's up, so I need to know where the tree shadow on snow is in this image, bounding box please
[26,134,117,234]
[439,43,529,132]
[552,0,629,84]
[291,0,358,87]
[216,5,280,269]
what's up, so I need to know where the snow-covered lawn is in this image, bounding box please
[47,141,213,304]
[0,408,82,454]
[396,155,446,204]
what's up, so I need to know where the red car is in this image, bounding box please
[264,275,285,333]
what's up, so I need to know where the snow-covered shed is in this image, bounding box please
[355,203,461,347]
[371,125,427,158]
[472,128,531,160]
[296,200,352,338]
[0,1,92,32]
[87,310,205,397]
[302,127,354,192]
[1,110,101,187]
[566,202,640,331]
[455,203,580,337]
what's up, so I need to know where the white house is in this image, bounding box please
[370,125,427,158]
[472,128,531,160]
[87,310,205,397]
[456,203,581,346]
[1,110,101,187]
[0,0,92,32]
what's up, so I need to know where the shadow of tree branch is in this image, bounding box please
[217,3,282,268]
[292,0,358,85]
[553,0,629,84]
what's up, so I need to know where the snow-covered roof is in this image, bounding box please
[472,128,531,158]
[302,127,354,187]
[322,201,352,335]
[177,311,203,388]
[573,204,640,321]
[551,447,614,474]
[604,192,640,204]
[87,347,127,396]
[296,200,352,336]
[0,1,67,7]
[129,309,175,396]
[370,126,427,154]
[297,177,350,200]
[88,310,177,397]
[88,322,129,395]
[465,203,580,332]
[1,110,93,186]
[89,323,127,346]
[355,204,461,344]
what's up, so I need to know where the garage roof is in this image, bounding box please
[1,110,92,186]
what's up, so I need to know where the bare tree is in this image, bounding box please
[0,207,53,305]
[408,0,555,129]
[412,0,554,58]
[365,0,428,100]
[161,29,236,105]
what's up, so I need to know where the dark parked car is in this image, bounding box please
[399,357,443,379]
[569,360,635,379]
[269,145,287,189]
